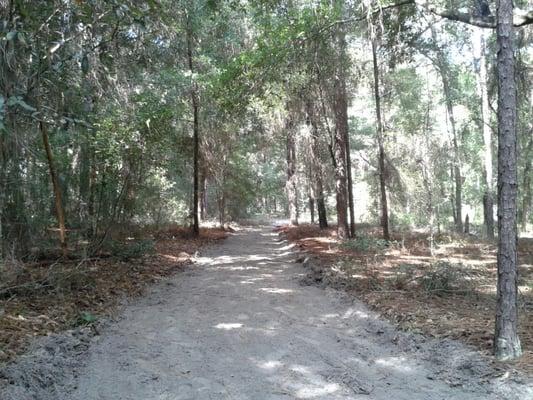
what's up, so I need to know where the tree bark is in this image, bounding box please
[332,3,349,239]
[449,165,458,227]
[187,18,200,236]
[422,81,435,255]
[0,136,5,260]
[345,117,355,238]
[200,172,207,221]
[309,196,315,224]
[432,27,463,233]
[474,29,495,239]
[217,189,225,228]
[40,121,67,256]
[286,116,299,226]
[371,38,390,241]
[307,98,328,229]
[333,83,349,238]
[494,0,522,361]
[522,171,532,231]
[520,136,533,231]
[337,32,355,238]
[336,8,355,238]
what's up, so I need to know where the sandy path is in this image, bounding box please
[55,227,530,399]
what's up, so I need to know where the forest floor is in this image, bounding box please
[0,226,227,364]
[1,225,531,399]
[278,224,533,375]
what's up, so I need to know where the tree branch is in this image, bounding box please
[320,1,532,32]
[415,0,533,28]
[514,9,533,27]
[426,7,496,28]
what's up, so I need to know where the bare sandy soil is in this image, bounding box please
[1,226,532,399]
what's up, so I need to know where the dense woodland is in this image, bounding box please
[0,0,532,362]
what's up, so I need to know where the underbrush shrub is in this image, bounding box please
[0,261,97,299]
[340,235,391,253]
[103,239,155,261]
[329,259,476,296]
[387,263,419,290]
[330,259,382,291]
[27,239,66,261]
[47,266,96,294]
[419,261,473,296]
[0,260,29,298]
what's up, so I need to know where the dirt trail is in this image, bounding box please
[2,227,532,399]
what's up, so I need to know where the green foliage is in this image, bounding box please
[0,0,531,261]
[388,68,425,135]
[340,235,390,253]
[104,240,155,261]
[75,312,98,327]
[419,261,471,295]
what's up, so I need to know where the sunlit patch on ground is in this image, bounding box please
[240,277,268,284]
[279,243,297,251]
[214,323,243,330]
[281,364,343,398]
[260,288,294,294]
[258,360,283,370]
[295,382,341,398]
[374,356,414,373]
[221,266,260,271]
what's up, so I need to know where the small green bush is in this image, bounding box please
[419,261,469,295]
[340,235,390,253]
[73,311,98,327]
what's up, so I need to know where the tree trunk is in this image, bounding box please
[333,85,349,238]
[432,27,463,233]
[309,196,315,224]
[520,137,533,231]
[340,39,355,238]
[187,19,200,236]
[480,41,495,240]
[345,120,355,238]
[307,98,328,229]
[286,116,299,226]
[332,6,349,239]
[522,173,532,231]
[422,81,435,255]
[521,166,532,231]
[0,136,5,260]
[79,60,94,237]
[494,0,522,361]
[40,121,67,256]
[474,29,495,239]
[87,154,97,237]
[314,61,336,172]
[450,115,462,233]
[371,38,390,241]
[449,165,458,227]
[199,172,207,221]
[483,192,495,236]
[217,190,225,228]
